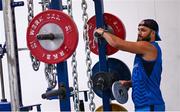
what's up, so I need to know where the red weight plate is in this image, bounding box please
[87,13,126,55]
[27,9,78,64]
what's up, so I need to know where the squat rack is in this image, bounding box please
[0,0,121,111]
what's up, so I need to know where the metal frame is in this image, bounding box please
[49,0,71,111]
[2,0,22,110]
[93,0,111,111]
[1,0,41,111]
[1,0,112,111]
[0,45,11,111]
[2,0,72,111]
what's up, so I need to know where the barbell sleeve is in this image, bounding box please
[37,33,55,40]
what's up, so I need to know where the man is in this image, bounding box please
[95,19,165,111]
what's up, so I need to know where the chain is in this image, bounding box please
[27,0,34,22]
[27,0,40,71]
[71,52,79,111]
[44,64,57,89]
[67,0,80,111]
[30,55,40,71]
[40,0,50,11]
[40,0,58,90]
[67,0,73,18]
[81,0,95,111]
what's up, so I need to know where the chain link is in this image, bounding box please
[67,0,80,111]
[67,0,73,18]
[81,0,96,111]
[40,0,50,11]
[27,0,40,71]
[27,0,34,22]
[44,64,57,89]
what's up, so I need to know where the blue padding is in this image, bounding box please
[0,102,11,111]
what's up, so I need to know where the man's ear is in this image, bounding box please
[151,30,156,37]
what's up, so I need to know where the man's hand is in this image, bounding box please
[119,80,132,88]
[94,28,105,37]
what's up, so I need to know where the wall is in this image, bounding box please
[0,0,180,111]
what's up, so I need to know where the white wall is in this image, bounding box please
[0,0,180,111]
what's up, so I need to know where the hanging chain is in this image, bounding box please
[71,52,79,111]
[39,0,58,90]
[27,0,34,22]
[67,0,80,111]
[67,0,73,18]
[44,64,57,89]
[81,0,95,111]
[39,0,50,11]
[27,0,40,71]
[44,63,57,89]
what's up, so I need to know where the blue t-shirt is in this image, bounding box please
[132,42,165,107]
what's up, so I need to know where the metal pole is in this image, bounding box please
[0,58,6,101]
[49,0,71,111]
[93,0,111,111]
[10,0,23,106]
[0,0,2,10]
[2,0,20,111]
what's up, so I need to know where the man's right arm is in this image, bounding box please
[95,28,157,61]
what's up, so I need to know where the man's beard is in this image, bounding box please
[137,31,152,42]
[137,36,151,42]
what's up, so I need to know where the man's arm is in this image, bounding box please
[119,80,132,88]
[95,28,157,61]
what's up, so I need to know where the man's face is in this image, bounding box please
[137,26,152,41]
